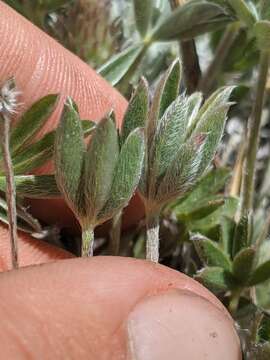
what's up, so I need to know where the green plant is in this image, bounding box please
[54,98,145,256]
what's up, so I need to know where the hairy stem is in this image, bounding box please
[0,113,18,269]
[199,24,239,95]
[109,210,122,255]
[146,211,160,262]
[241,51,269,215]
[169,0,201,94]
[81,226,95,257]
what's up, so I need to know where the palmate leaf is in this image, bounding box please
[192,234,232,271]
[54,98,85,216]
[98,128,144,223]
[0,120,95,176]
[151,1,231,41]
[85,115,119,219]
[0,175,60,199]
[139,60,181,199]
[10,94,59,155]
[133,0,153,38]
[98,44,144,86]
[121,78,149,144]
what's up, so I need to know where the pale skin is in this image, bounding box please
[0,2,242,359]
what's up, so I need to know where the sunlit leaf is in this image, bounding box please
[98,44,144,86]
[10,94,58,155]
[0,175,60,199]
[121,78,149,144]
[85,115,119,219]
[11,131,54,174]
[192,234,232,271]
[98,128,144,222]
[54,97,85,215]
[152,1,231,41]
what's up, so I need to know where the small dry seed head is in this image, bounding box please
[0,78,20,116]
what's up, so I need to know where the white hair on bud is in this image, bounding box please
[0,78,20,116]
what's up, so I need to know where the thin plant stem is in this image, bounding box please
[199,23,239,95]
[0,113,18,269]
[169,0,201,94]
[240,51,269,215]
[179,40,202,94]
[109,210,122,255]
[228,289,241,314]
[81,226,95,257]
[228,140,246,197]
[145,211,160,262]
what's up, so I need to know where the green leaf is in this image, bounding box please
[10,94,59,155]
[254,21,270,52]
[232,247,256,284]
[133,0,153,37]
[189,86,234,133]
[11,131,54,175]
[188,196,238,233]
[191,86,235,174]
[227,0,256,27]
[0,197,41,234]
[232,212,250,257]
[156,136,206,204]
[0,175,60,199]
[140,60,181,199]
[186,92,203,128]
[147,59,181,144]
[172,167,231,214]
[152,1,230,41]
[85,115,119,220]
[151,94,190,178]
[249,260,270,286]
[54,98,85,216]
[220,215,236,255]
[195,266,235,292]
[121,78,149,144]
[181,197,225,221]
[98,44,144,86]
[192,234,232,271]
[98,128,144,223]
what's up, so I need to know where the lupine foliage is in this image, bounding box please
[3,0,270,358]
